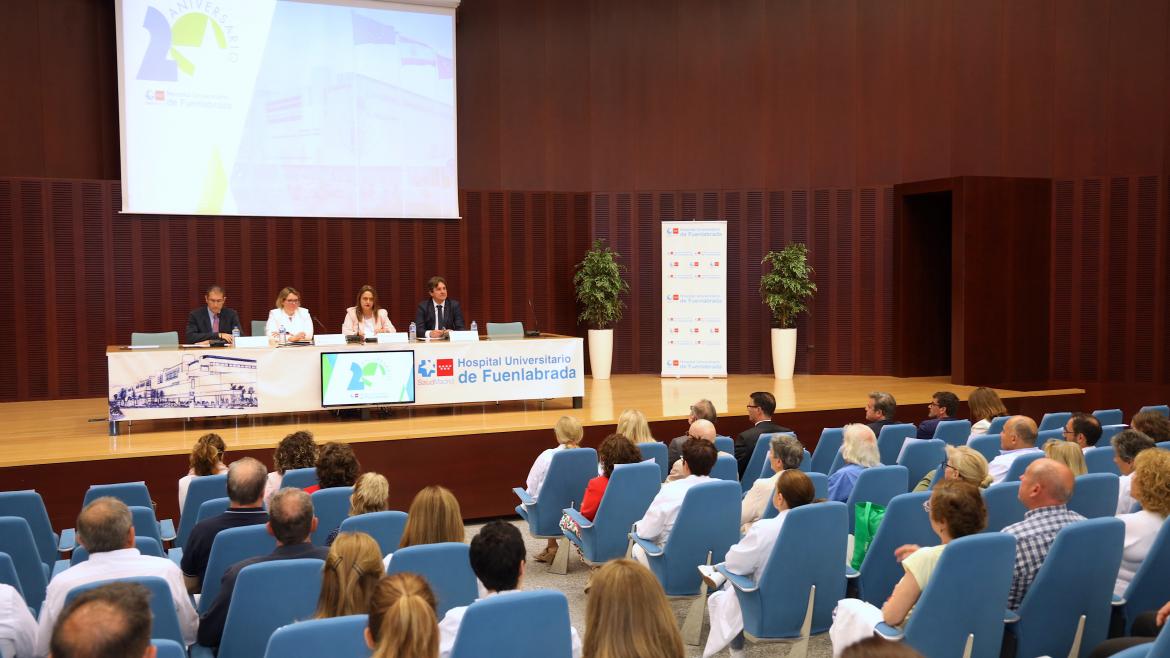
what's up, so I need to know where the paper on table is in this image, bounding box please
[125,345,161,349]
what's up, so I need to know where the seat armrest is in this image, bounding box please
[846,566,859,579]
[874,623,904,640]
[629,534,663,558]
[1112,594,1127,607]
[167,548,184,567]
[1004,610,1020,624]
[58,528,76,552]
[715,565,759,593]
[513,487,536,506]
[159,519,176,542]
[52,559,71,580]
[562,507,593,530]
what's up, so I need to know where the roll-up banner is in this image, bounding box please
[661,221,727,378]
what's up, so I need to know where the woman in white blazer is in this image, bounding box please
[266,286,314,341]
[342,285,395,337]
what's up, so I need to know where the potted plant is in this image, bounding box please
[574,239,630,379]
[760,243,817,379]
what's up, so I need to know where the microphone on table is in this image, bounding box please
[526,299,541,337]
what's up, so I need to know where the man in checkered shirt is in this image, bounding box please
[1002,458,1084,610]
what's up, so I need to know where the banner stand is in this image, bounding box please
[661,221,727,378]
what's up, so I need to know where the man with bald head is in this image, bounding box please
[181,456,269,593]
[36,497,197,655]
[50,582,155,658]
[988,416,1043,484]
[667,399,718,467]
[666,418,717,482]
[1002,458,1084,610]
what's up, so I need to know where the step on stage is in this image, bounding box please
[0,375,1082,528]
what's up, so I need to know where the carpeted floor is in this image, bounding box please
[464,519,835,658]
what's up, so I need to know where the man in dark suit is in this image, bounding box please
[414,275,465,338]
[865,391,898,437]
[734,391,791,477]
[185,285,242,345]
[916,390,959,440]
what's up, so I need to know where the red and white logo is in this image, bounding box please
[436,359,454,377]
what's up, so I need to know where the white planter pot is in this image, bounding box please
[772,327,797,379]
[588,329,614,380]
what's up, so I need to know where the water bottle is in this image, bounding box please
[470,320,478,334]
[231,326,240,347]
[279,326,287,345]
[408,322,417,342]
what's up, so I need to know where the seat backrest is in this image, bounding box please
[810,428,844,474]
[1138,404,1169,418]
[1014,517,1124,658]
[263,614,370,658]
[877,424,918,465]
[1067,473,1120,519]
[1004,451,1045,482]
[897,439,946,491]
[217,559,324,658]
[714,436,733,455]
[72,537,163,564]
[857,492,939,607]
[828,450,846,475]
[746,501,848,637]
[0,517,47,613]
[982,482,1025,532]
[1099,424,1127,448]
[1092,409,1124,427]
[743,433,782,492]
[1039,412,1073,432]
[130,505,163,544]
[83,481,153,509]
[131,331,179,346]
[1123,517,1170,633]
[152,639,187,658]
[711,454,739,482]
[385,542,478,618]
[199,524,277,614]
[1159,441,1170,451]
[845,466,908,528]
[968,434,1002,464]
[1037,428,1064,447]
[652,480,740,596]
[198,497,231,523]
[339,511,408,557]
[933,420,972,447]
[176,474,228,549]
[311,486,355,546]
[65,575,184,646]
[450,590,573,658]
[525,448,598,536]
[0,552,24,597]
[636,442,669,481]
[0,490,58,570]
[280,467,319,490]
[590,462,661,561]
[901,533,1016,658]
[1084,446,1120,475]
[485,322,524,338]
[987,416,1010,435]
[251,320,267,337]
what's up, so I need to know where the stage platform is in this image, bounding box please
[0,374,1083,528]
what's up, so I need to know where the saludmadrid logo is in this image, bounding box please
[136,1,239,82]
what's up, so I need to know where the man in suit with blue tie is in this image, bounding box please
[185,285,242,345]
[414,275,464,338]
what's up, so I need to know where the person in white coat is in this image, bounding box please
[631,439,718,566]
[702,469,817,658]
[266,286,314,341]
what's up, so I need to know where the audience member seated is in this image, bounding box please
[0,583,35,658]
[178,432,228,515]
[630,439,718,566]
[1132,410,1170,443]
[559,434,644,580]
[438,521,581,658]
[829,481,987,649]
[734,392,790,478]
[305,441,361,494]
[1115,449,1170,598]
[840,636,926,658]
[666,419,716,482]
[1113,429,1158,514]
[616,408,656,444]
[315,531,384,619]
[988,416,1042,484]
[265,286,313,341]
[913,445,992,492]
[865,391,899,438]
[365,573,439,658]
[343,285,396,338]
[524,416,583,563]
[667,399,718,467]
[387,486,464,570]
[265,431,319,503]
[915,391,959,440]
[1002,458,1083,610]
[326,472,390,546]
[49,582,155,658]
[967,387,1008,438]
[828,424,880,502]
[181,457,269,594]
[1088,600,1170,658]
[1063,413,1103,451]
[584,559,684,658]
[197,487,329,648]
[36,497,197,655]
[704,470,817,658]
[1043,440,1088,476]
[741,434,805,530]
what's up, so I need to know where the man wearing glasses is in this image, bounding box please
[1063,413,1102,451]
[185,285,241,346]
[915,391,959,440]
[734,391,790,478]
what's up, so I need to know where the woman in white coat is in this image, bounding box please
[266,286,314,341]
[702,469,817,658]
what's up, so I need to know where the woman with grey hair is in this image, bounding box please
[1113,429,1157,514]
[827,424,880,503]
[740,434,805,530]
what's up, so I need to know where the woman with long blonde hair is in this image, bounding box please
[583,559,684,658]
[1044,440,1088,476]
[315,532,385,618]
[385,486,464,569]
[616,408,655,444]
[365,573,439,658]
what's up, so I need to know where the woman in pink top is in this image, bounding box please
[342,285,395,337]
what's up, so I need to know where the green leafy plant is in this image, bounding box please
[574,239,630,330]
[760,243,817,329]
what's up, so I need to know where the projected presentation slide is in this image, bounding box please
[321,350,416,407]
[117,0,457,218]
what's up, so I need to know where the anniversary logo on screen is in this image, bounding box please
[137,1,240,106]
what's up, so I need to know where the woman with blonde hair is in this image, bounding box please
[178,433,227,514]
[584,559,684,658]
[913,445,992,492]
[265,286,313,342]
[524,416,584,563]
[326,472,390,546]
[386,486,463,569]
[616,408,655,444]
[1044,440,1088,476]
[828,424,881,502]
[1115,449,1170,596]
[365,573,439,658]
[967,387,1009,437]
[315,531,385,618]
